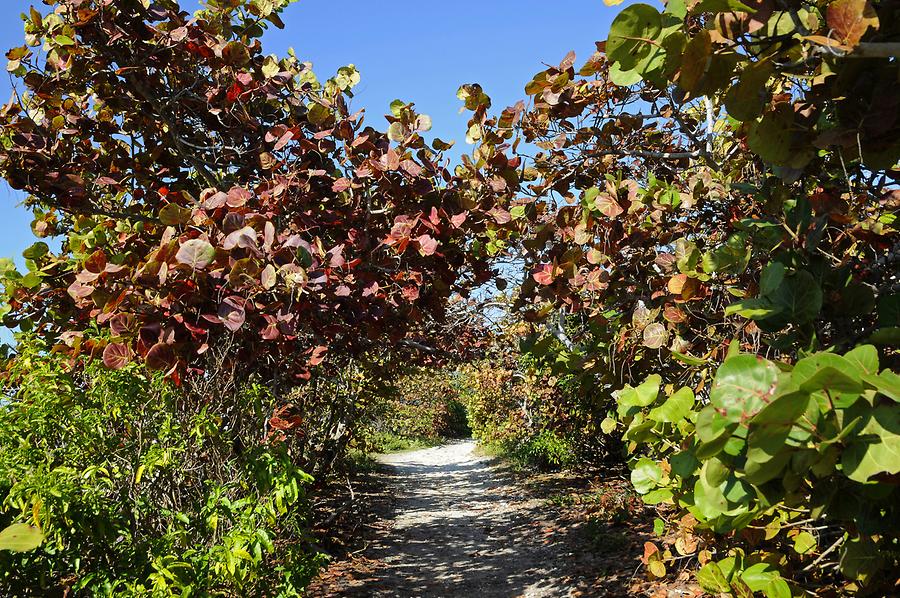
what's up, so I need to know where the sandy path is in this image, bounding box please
[322,440,583,597]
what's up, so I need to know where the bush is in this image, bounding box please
[511,430,576,471]
[611,346,900,595]
[0,336,325,596]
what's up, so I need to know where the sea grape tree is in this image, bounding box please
[0,0,494,381]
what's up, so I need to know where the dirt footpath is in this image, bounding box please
[310,440,629,597]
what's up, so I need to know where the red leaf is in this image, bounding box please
[595,193,624,218]
[145,343,176,372]
[332,178,352,192]
[273,130,294,151]
[416,234,438,256]
[451,212,468,228]
[102,343,131,370]
[222,226,258,251]
[308,345,328,366]
[489,208,512,224]
[109,313,136,337]
[226,186,251,207]
[218,296,246,332]
[67,281,94,300]
[532,264,556,286]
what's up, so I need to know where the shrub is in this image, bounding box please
[0,336,325,596]
[611,346,900,595]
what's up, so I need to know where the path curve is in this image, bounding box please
[322,440,586,597]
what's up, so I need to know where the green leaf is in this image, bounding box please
[692,0,757,13]
[307,103,331,125]
[764,578,792,598]
[175,239,216,270]
[869,327,900,345]
[22,242,49,260]
[841,405,900,483]
[725,298,781,319]
[696,561,731,593]
[710,354,780,423]
[601,417,617,434]
[54,35,76,46]
[606,4,662,71]
[617,374,661,415]
[631,457,664,494]
[844,345,879,376]
[793,531,816,554]
[674,237,700,273]
[739,561,780,592]
[0,523,44,552]
[792,353,864,395]
[839,535,883,583]
[724,61,774,122]
[877,293,900,327]
[387,122,407,142]
[759,261,785,296]
[642,488,674,504]
[747,104,794,166]
[159,203,192,226]
[671,449,699,478]
[763,270,823,326]
[701,233,751,275]
[648,387,694,423]
[671,350,707,366]
[861,370,900,402]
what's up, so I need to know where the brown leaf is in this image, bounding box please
[827,0,879,47]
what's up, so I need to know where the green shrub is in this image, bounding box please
[0,336,325,596]
[611,345,900,595]
[511,430,576,471]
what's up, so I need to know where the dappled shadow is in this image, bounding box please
[309,441,644,597]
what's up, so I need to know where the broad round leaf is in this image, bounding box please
[175,239,216,270]
[710,354,780,423]
[102,342,132,370]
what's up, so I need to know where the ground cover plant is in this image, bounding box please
[0,0,897,595]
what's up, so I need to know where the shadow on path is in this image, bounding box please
[311,440,609,597]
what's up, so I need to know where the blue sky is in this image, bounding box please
[0,0,635,340]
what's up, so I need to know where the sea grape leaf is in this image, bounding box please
[710,354,780,423]
[827,0,879,47]
[792,352,864,395]
[841,405,900,483]
[631,457,664,494]
[648,387,694,423]
[176,239,216,270]
[606,4,663,71]
[696,561,731,593]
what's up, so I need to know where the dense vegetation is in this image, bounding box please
[0,0,897,595]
